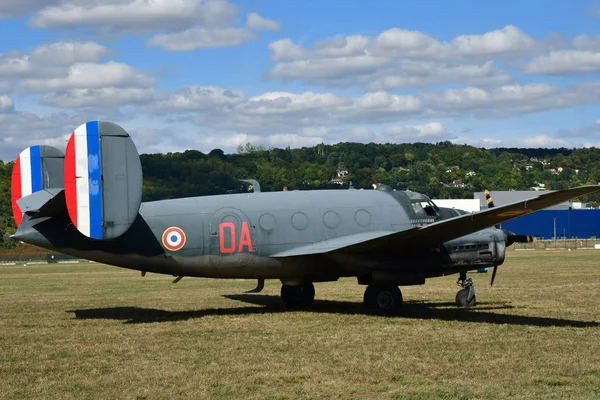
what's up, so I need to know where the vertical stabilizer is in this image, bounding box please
[64,121,142,240]
[11,145,64,227]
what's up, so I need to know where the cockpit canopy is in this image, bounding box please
[405,191,439,218]
[387,190,440,220]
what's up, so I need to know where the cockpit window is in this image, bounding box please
[388,190,440,221]
[411,200,438,218]
[406,192,439,218]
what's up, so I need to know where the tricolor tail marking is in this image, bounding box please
[64,121,104,239]
[11,146,43,226]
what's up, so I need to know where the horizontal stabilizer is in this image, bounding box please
[17,188,63,214]
[11,145,64,227]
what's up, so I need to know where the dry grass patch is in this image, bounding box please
[1,251,599,399]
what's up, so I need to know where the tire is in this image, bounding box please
[455,288,476,307]
[364,285,403,316]
[281,282,315,309]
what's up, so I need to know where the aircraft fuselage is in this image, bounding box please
[16,189,505,285]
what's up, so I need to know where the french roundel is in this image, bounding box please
[162,227,186,251]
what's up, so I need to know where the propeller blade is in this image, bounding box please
[484,190,495,208]
[511,234,536,243]
[485,189,501,228]
[504,230,537,246]
[490,265,498,286]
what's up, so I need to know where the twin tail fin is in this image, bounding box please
[11,121,143,240]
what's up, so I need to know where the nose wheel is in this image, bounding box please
[456,272,476,307]
[364,285,403,316]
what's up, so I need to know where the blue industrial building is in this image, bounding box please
[501,209,600,239]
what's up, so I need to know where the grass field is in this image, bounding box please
[1,251,599,399]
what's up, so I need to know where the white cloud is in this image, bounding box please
[0,40,154,111]
[192,132,261,151]
[246,12,281,31]
[30,0,273,51]
[299,126,331,137]
[188,131,324,153]
[144,88,423,142]
[0,40,113,79]
[372,28,444,59]
[523,50,600,75]
[238,91,420,118]
[450,134,572,149]
[41,88,155,108]
[0,52,32,78]
[30,40,113,65]
[31,0,237,33]
[269,39,307,61]
[421,83,584,117]
[0,95,13,112]
[137,80,600,143]
[367,61,512,90]
[0,108,121,160]
[573,34,600,51]
[0,0,59,18]
[554,121,600,138]
[267,134,324,148]
[148,27,257,51]
[383,122,446,140]
[147,86,245,113]
[451,25,535,56]
[20,61,154,92]
[313,35,371,57]
[268,55,389,79]
[340,126,373,141]
[266,25,533,88]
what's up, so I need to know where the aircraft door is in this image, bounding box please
[209,207,255,266]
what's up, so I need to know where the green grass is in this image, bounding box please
[1,251,600,399]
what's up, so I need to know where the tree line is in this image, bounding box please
[1,141,600,248]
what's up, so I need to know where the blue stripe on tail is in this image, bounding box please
[29,145,43,193]
[86,121,103,239]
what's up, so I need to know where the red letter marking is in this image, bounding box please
[238,221,254,253]
[219,222,236,253]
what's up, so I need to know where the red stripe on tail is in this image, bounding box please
[11,156,22,227]
[64,133,78,229]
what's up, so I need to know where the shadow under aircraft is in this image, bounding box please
[69,295,600,328]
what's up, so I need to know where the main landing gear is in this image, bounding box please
[456,271,476,307]
[280,282,315,309]
[364,285,403,316]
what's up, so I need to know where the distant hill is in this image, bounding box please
[2,141,599,248]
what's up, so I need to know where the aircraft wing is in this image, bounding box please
[335,185,600,254]
[270,229,420,257]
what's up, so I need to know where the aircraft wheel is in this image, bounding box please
[281,282,315,309]
[364,285,402,316]
[455,288,476,307]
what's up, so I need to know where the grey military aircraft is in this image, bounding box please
[10,121,600,315]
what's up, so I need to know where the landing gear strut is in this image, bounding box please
[281,282,315,309]
[364,285,403,316]
[456,271,476,307]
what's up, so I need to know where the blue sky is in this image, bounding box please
[1,0,600,160]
